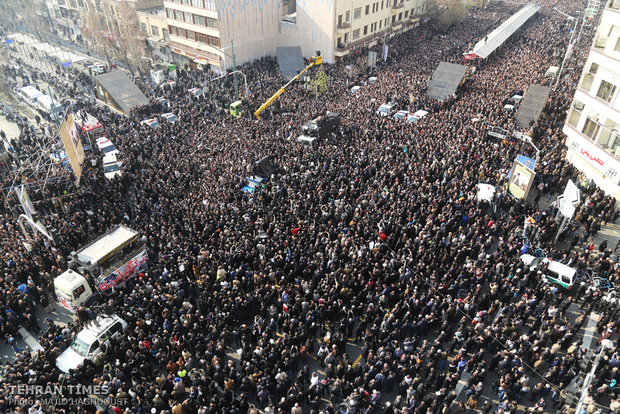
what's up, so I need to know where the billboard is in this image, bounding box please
[58,112,84,185]
[508,160,535,200]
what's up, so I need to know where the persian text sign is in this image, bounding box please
[96,250,147,292]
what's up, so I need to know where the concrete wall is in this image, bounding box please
[216,0,283,68]
[280,0,335,63]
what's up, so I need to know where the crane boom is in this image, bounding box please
[254,55,323,119]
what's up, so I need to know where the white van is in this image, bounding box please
[102,155,121,180]
[297,135,317,147]
[56,314,127,373]
[520,254,578,289]
[96,137,119,157]
[376,102,397,116]
[406,110,428,123]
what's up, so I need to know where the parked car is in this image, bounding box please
[520,254,578,289]
[393,110,410,121]
[102,155,121,180]
[376,102,397,116]
[406,110,429,124]
[141,118,160,128]
[161,112,178,123]
[95,137,119,157]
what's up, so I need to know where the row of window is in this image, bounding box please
[350,11,407,40]
[349,0,414,20]
[165,8,218,29]
[141,22,169,40]
[168,25,220,47]
[166,0,216,9]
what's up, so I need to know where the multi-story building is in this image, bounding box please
[163,0,427,70]
[563,0,620,201]
[138,7,171,61]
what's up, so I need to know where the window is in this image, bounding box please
[177,28,186,38]
[381,0,384,9]
[73,285,85,299]
[141,23,147,32]
[195,32,207,43]
[597,80,616,103]
[192,0,203,6]
[194,15,205,26]
[615,37,620,52]
[174,10,182,20]
[184,12,193,23]
[589,62,599,75]
[610,130,620,152]
[352,29,360,39]
[346,11,350,21]
[364,25,368,35]
[365,5,370,15]
[152,25,159,36]
[107,322,123,337]
[399,12,402,21]
[162,28,168,40]
[583,117,601,140]
[168,25,177,36]
[205,18,217,28]
[166,8,173,18]
[338,14,342,26]
[379,20,382,29]
[207,35,220,47]
[354,7,361,19]
[204,0,216,9]
[405,10,408,17]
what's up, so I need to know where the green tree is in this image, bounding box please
[308,65,330,95]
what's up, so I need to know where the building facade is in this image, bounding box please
[138,8,171,61]
[563,0,620,201]
[163,0,427,70]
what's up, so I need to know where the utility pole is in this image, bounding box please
[554,15,578,90]
[231,40,238,100]
[47,85,60,126]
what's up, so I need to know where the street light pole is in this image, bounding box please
[554,15,578,90]
[231,40,238,99]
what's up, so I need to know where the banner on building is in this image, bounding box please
[508,160,535,200]
[58,112,84,185]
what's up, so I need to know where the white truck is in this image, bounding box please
[35,95,64,119]
[54,225,147,312]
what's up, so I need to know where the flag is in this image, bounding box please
[291,227,300,235]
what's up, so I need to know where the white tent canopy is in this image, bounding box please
[468,4,540,59]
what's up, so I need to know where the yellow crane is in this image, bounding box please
[254,51,323,119]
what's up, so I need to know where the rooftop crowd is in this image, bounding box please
[0,0,618,413]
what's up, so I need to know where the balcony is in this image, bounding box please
[392,1,405,9]
[336,22,350,34]
[593,35,609,51]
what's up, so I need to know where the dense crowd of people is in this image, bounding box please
[0,0,618,413]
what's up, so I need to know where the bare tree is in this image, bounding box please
[427,0,467,33]
[83,0,149,75]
